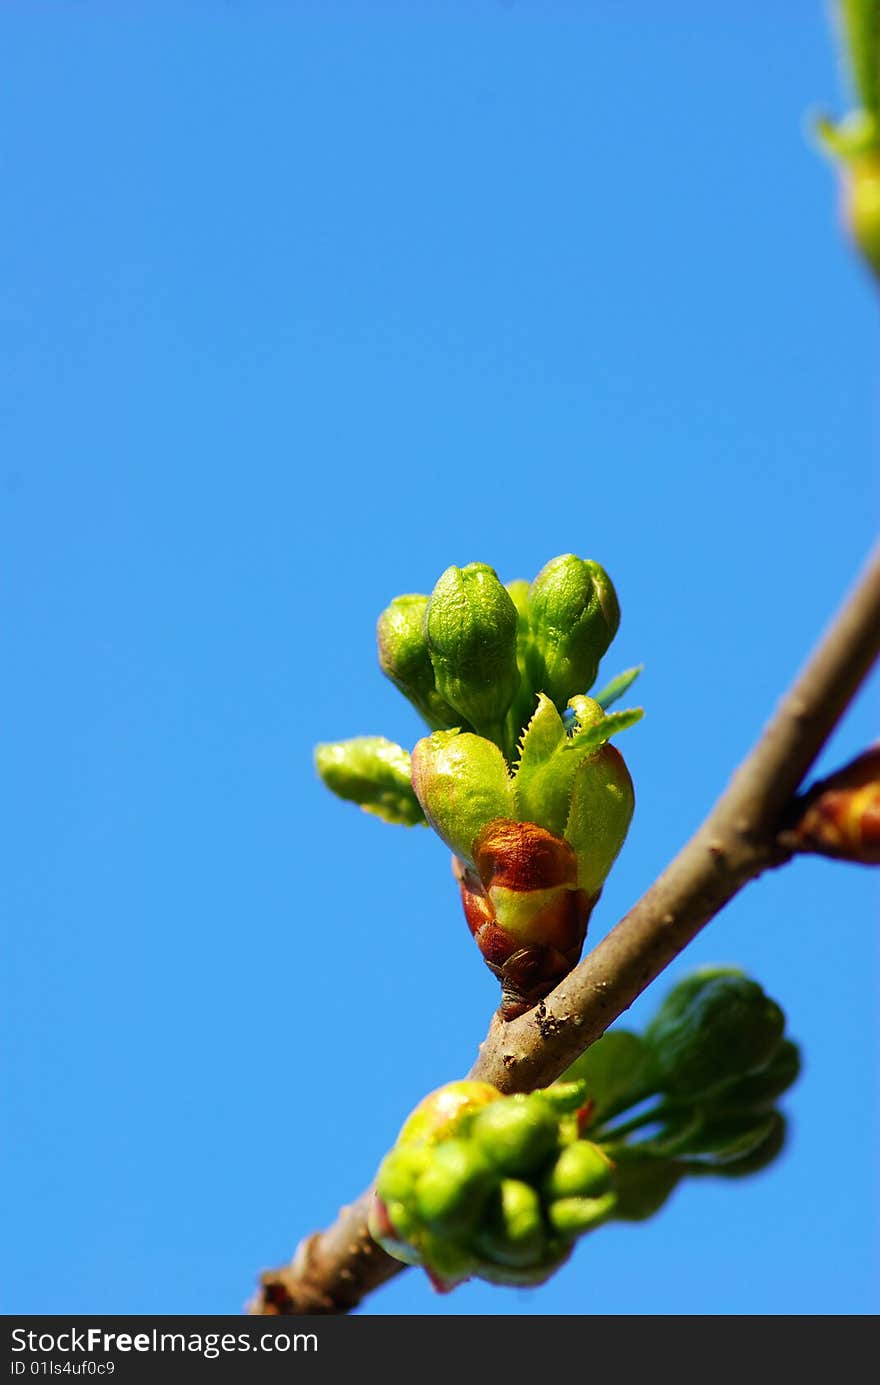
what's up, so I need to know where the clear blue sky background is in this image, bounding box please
[2,3,878,1316]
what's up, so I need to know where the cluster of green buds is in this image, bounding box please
[369,1079,615,1291]
[370,968,800,1293]
[816,0,880,278]
[315,554,642,1019]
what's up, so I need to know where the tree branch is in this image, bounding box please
[249,545,880,1316]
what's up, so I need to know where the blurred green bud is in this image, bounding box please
[425,563,520,742]
[644,968,786,1100]
[564,743,635,894]
[414,1139,495,1231]
[397,1081,501,1149]
[416,1231,477,1290]
[713,1040,801,1112]
[376,594,461,731]
[375,1146,431,1207]
[543,1141,613,1200]
[672,1110,779,1166]
[469,1095,559,1175]
[475,1179,546,1269]
[547,1192,617,1237]
[708,1111,787,1180]
[410,730,515,867]
[314,737,425,826]
[537,1080,590,1115]
[526,554,620,710]
[370,1196,424,1267]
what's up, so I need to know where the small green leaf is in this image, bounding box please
[314,737,426,826]
[564,743,636,894]
[563,705,644,754]
[593,665,644,711]
[512,695,576,836]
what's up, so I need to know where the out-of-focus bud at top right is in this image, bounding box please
[643,967,786,1101]
[425,563,520,743]
[377,593,461,732]
[526,554,620,712]
[785,745,880,864]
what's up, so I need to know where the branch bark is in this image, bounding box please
[249,545,880,1316]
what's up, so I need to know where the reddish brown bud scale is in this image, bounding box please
[453,818,598,1020]
[788,747,880,864]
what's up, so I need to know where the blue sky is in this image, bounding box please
[2,3,878,1316]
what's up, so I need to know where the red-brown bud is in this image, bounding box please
[453,819,597,1020]
[785,747,880,865]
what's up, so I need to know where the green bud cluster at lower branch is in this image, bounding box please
[370,968,801,1294]
[370,1080,615,1291]
[315,554,642,1018]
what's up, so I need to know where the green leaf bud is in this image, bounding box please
[537,1080,590,1115]
[425,563,520,742]
[469,1094,559,1175]
[396,1081,501,1149]
[314,737,426,826]
[376,593,461,731]
[417,1231,478,1289]
[543,1141,613,1200]
[526,554,620,710]
[369,1197,425,1267]
[410,730,515,867]
[547,1191,617,1237]
[564,743,635,894]
[474,1180,546,1269]
[644,968,786,1100]
[375,1146,431,1207]
[414,1139,495,1232]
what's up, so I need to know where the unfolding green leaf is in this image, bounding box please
[593,665,644,711]
[563,706,644,754]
